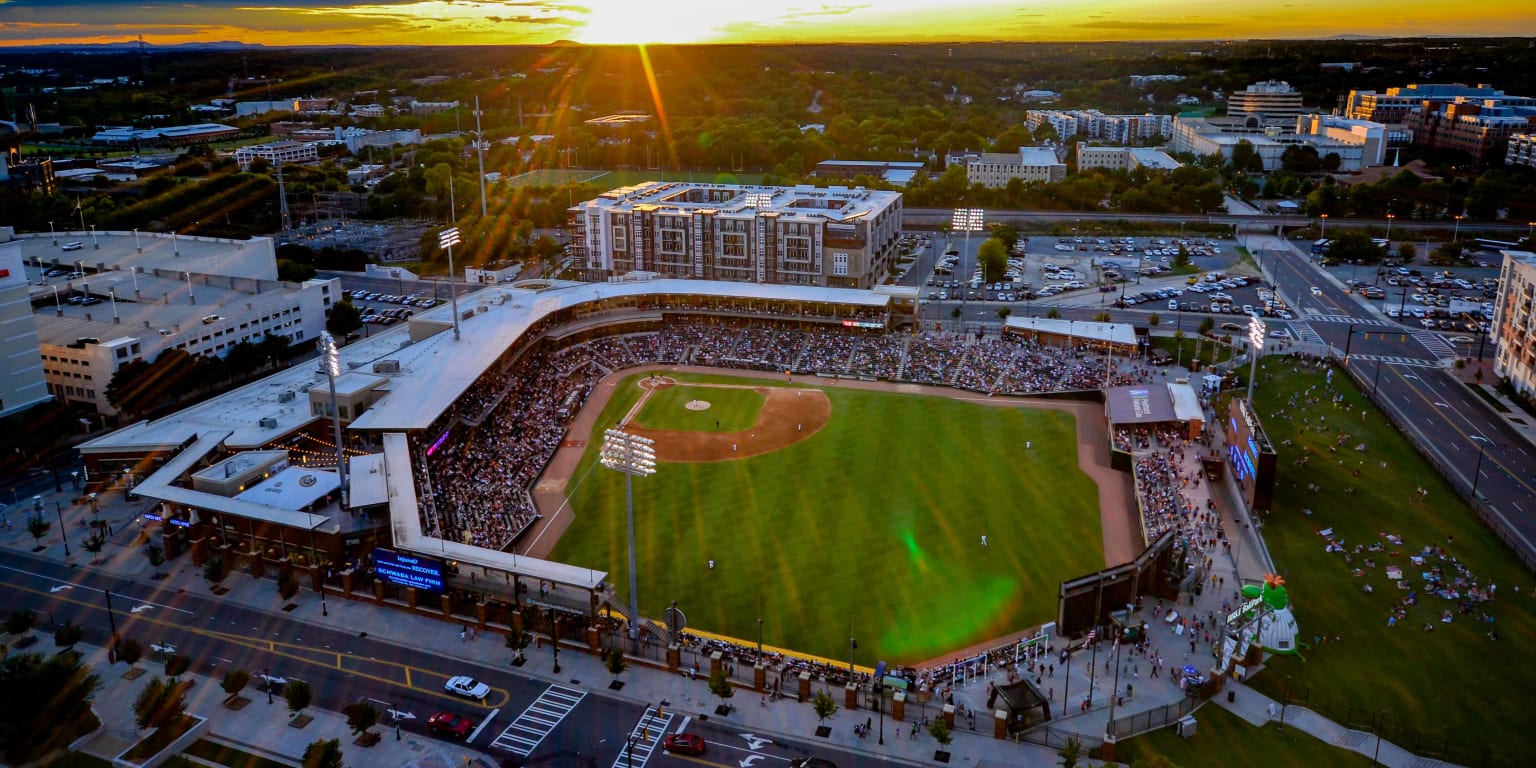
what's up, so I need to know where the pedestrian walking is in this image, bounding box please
[981,535,988,547]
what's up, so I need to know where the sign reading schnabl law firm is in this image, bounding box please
[374,547,446,592]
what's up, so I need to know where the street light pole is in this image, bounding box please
[319,332,348,513]
[265,668,273,703]
[1471,442,1489,498]
[601,428,657,655]
[52,500,70,556]
[1453,214,1463,243]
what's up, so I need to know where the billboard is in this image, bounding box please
[374,548,446,592]
[1226,399,1277,511]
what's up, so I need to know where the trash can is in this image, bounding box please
[1227,690,1235,703]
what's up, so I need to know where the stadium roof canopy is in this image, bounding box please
[1105,384,1180,424]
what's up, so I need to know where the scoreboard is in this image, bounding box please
[1227,398,1278,511]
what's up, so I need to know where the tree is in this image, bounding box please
[1148,312,1161,327]
[286,679,313,717]
[997,306,1012,320]
[1198,316,1215,335]
[605,647,628,681]
[344,700,380,737]
[4,610,35,637]
[1327,231,1386,265]
[53,620,83,649]
[24,513,49,548]
[143,544,165,578]
[977,237,1009,284]
[1094,312,1113,322]
[301,738,344,768]
[812,689,837,725]
[326,299,363,338]
[505,630,530,664]
[133,676,188,731]
[1431,242,1463,265]
[277,259,318,282]
[1174,244,1191,268]
[708,667,734,712]
[204,555,227,584]
[1046,308,1062,319]
[82,529,107,564]
[0,651,102,763]
[163,653,190,681]
[1229,140,1265,175]
[277,569,300,603]
[989,222,1020,251]
[118,637,144,667]
[1058,734,1083,767]
[222,669,250,704]
[1396,242,1417,264]
[928,718,953,749]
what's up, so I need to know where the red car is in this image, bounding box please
[662,733,706,755]
[427,711,475,739]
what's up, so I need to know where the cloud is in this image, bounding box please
[1071,19,1226,31]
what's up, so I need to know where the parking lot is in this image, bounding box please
[346,289,442,327]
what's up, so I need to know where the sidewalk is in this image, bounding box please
[67,640,493,768]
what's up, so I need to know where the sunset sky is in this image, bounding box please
[0,0,1532,47]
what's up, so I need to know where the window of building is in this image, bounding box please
[722,233,747,258]
[832,252,849,276]
[612,221,628,251]
[116,347,128,359]
[660,227,687,255]
[784,236,811,263]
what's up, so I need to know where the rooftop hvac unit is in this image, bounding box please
[258,417,278,429]
[347,361,365,370]
[372,359,401,374]
[277,390,296,403]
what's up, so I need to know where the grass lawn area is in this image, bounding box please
[182,739,291,768]
[552,372,1104,664]
[1115,702,1376,768]
[505,168,765,189]
[1240,360,1536,767]
[633,384,765,432]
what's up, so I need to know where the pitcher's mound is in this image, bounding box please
[685,400,712,411]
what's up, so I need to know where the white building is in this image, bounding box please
[568,182,904,289]
[1025,110,1171,144]
[1509,134,1536,170]
[1076,145,1183,173]
[0,235,49,416]
[1227,81,1305,127]
[233,141,319,171]
[11,229,341,416]
[966,147,1066,188]
[1294,114,1387,168]
[1170,116,1380,172]
[1493,251,1536,395]
[1130,75,1185,88]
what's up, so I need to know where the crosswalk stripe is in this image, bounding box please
[1289,321,1326,346]
[1410,330,1457,358]
[1305,313,1393,327]
[492,684,588,756]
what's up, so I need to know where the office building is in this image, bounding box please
[1408,97,1536,170]
[1343,83,1508,124]
[1227,81,1305,127]
[10,229,340,416]
[1294,114,1387,168]
[1075,146,1182,173]
[0,235,50,417]
[813,160,927,186]
[1170,115,1381,172]
[233,141,319,171]
[89,123,239,148]
[966,147,1066,188]
[1493,251,1536,396]
[568,181,904,289]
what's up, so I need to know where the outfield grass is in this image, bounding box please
[633,384,765,433]
[552,372,1104,664]
[1116,702,1376,768]
[1241,361,1536,767]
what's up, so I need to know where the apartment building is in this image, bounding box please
[1075,145,1182,173]
[569,182,904,289]
[1492,251,1536,397]
[1025,110,1171,145]
[1409,97,1536,170]
[1508,134,1536,170]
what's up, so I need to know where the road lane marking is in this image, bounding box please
[467,707,498,743]
[0,565,196,614]
[492,684,586,756]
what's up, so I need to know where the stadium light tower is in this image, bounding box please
[601,428,657,655]
[951,208,985,332]
[474,95,488,218]
[439,226,462,340]
[319,331,349,511]
[1246,311,1266,401]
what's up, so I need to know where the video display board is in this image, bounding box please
[374,548,446,592]
[1226,398,1277,511]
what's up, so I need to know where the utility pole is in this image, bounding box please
[474,95,487,218]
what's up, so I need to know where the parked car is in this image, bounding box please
[61,242,83,251]
[427,711,475,739]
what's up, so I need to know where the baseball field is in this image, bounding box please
[547,371,1108,665]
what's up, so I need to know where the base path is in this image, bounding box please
[525,365,1140,570]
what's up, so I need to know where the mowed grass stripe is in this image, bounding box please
[552,373,1103,664]
[632,384,765,432]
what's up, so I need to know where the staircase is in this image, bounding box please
[602,594,672,646]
